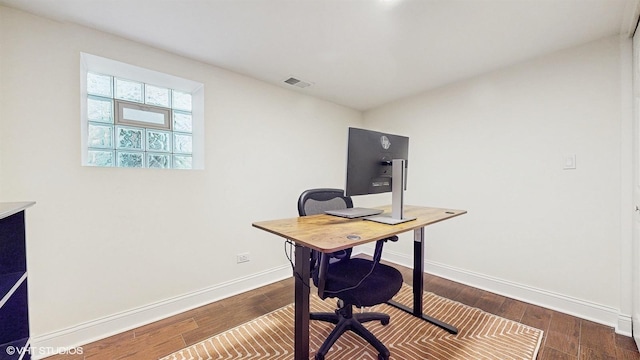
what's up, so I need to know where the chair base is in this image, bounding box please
[311,306,391,360]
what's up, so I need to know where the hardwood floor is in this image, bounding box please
[45,262,640,360]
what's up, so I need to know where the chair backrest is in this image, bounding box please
[297,188,354,265]
[297,188,353,216]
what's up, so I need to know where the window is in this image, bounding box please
[81,53,204,169]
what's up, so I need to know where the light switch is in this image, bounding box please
[563,154,576,170]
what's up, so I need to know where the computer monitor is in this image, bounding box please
[344,127,415,225]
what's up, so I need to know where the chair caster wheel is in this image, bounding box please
[378,354,389,360]
[315,354,325,360]
[381,318,390,325]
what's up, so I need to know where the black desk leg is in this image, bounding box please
[294,244,311,360]
[387,227,458,335]
[413,226,425,315]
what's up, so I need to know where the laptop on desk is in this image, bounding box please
[325,207,383,219]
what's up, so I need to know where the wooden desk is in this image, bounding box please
[253,205,466,360]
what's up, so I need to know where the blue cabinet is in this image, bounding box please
[0,203,34,360]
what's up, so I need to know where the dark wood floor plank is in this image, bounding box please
[537,346,578,360]
[494,297,527,322]
[581,320,618,358]
[549,310,581,336]
[66,331,135,360]
[617,347,640,360]
[580,346,617,360]
[425,276,465,300]
[617,334,640,352]
[472,289,506,314]
[133,317,197,338]
[542,310,581,357]
[521,303,553,332]
[544,330,579,358]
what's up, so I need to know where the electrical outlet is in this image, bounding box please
[236,252,250,263]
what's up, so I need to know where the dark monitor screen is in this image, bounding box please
[345,127,409,197]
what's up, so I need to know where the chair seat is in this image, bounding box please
[318,258,403,308]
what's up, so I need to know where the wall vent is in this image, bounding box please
[283,77,312,88]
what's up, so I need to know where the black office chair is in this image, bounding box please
[297,188,404,360]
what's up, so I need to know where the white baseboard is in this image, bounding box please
[30,265,291,359]
[377,249,631,336]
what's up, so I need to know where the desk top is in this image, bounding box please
[0,202,35,220]
[252,205,466,253]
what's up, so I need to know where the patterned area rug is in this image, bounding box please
[160,284,543,360]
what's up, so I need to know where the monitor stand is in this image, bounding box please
[365,159,416,225]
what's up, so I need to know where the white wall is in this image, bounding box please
[364,36,630,331]
[0,6,362,347]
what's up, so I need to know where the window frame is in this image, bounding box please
[80,53,204,170]
[115,100,172,131]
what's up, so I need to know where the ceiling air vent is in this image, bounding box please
[284,77,312,88]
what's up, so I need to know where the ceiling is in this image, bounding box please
[1,0,638,111]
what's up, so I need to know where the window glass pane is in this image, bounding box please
[87,72,113,97]
[148,153,171,168]
[146,129,171,153]
[87,150,114,167]
[115,78,143,103]
[123,107,166,126]
[87,96,113,123]
[173,111,192,133]
[172,90,192,111]
[173,133,192,154]
[115,126,145,150]
[88,123,113,148]
[145,84,170,107]
[173,155,192,169]
[117,151,144,168]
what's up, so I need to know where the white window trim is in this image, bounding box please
[80,52,204,169]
